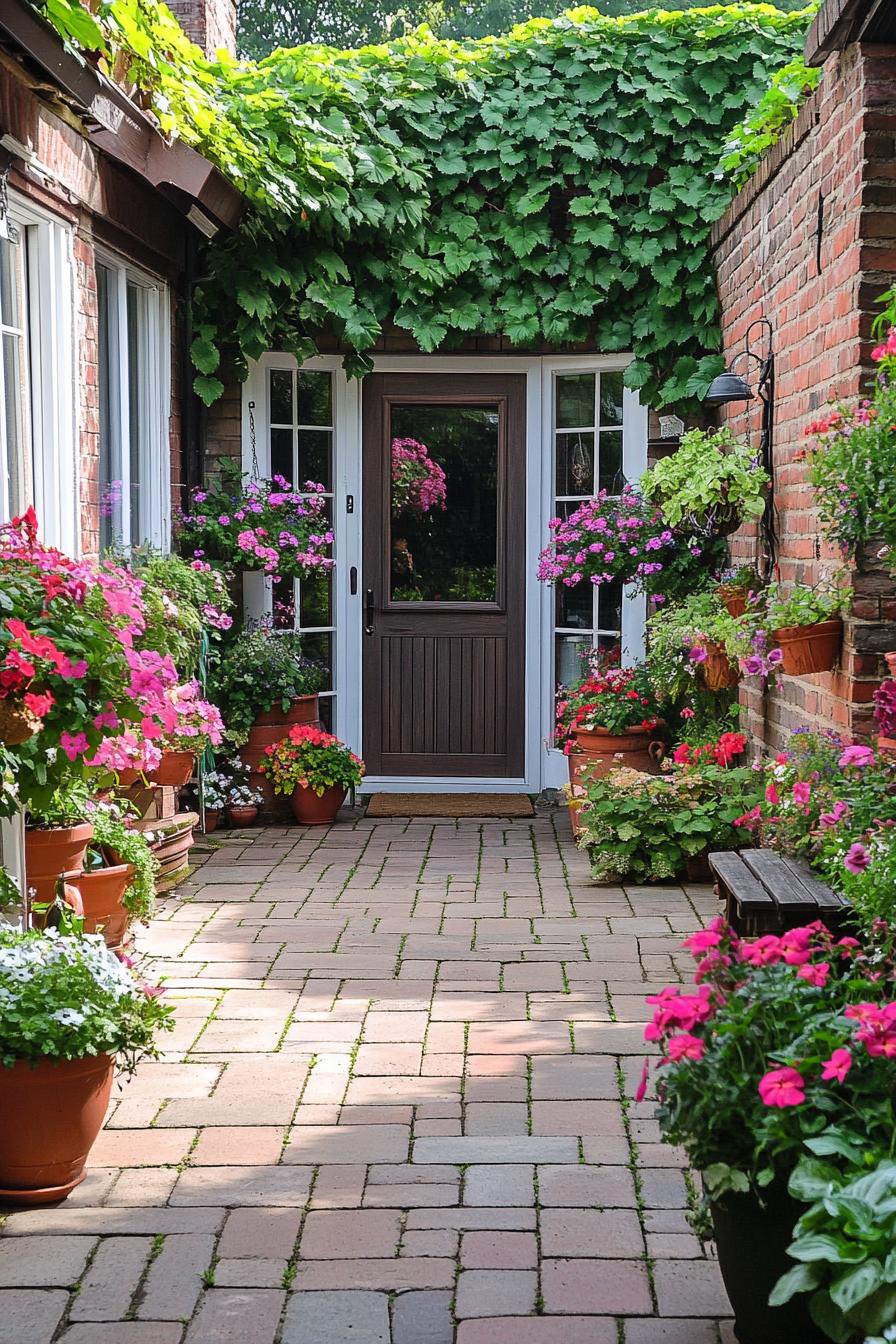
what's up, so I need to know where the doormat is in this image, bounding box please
[366,793,534,818]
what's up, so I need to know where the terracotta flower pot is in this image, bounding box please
[0,696,41,746]
[203,807,221,833]
[227,804,259,828]
[700,643,740,691]
[290,783,346,825]
[145,751,196,788]
[885,651,896,677]
[251,694,320,730]
[115,768,142,788]
[241,695,321,822]
[878,735,896,758]
[25,823,94,906]
[772,619,843,676]
[0,1054,115,1205]
[719,587,747,619]
[75,864,135,950]
[569,725,664,788]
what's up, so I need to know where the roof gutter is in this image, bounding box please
[0,0,245,233]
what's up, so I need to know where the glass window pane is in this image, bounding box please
[389,403,497,603]
[270,427,293,487]
[598,579,623,632]
[297,429,331,490]
[271,576,296,630]
[270,369,293,424]
[599,371,624,426]
[98,265,122,550]
[555,634,592,688]
[556,431,594,497]
[302,632,333,690]
[126,283,145,547]
[556,373,594,429]
[556,580,594,631]
[2,332,28,519]
[0,237,24,330]
[597,430,623,494]
[318,696,333,733]
[298,371,332,426]
[300,571,331,628]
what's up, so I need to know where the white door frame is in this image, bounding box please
[242,352,647,794]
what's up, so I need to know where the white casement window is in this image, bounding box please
[0,195,77,553]
[97,256,170,552]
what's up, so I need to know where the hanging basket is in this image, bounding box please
[0,697,41,747]
[700,643,740,691]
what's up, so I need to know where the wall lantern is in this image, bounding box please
[704,316,777,574]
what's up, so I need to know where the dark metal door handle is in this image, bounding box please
[364,589,375,635]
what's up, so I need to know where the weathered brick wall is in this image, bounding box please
[167,0,236,57]
[711,41,896,749]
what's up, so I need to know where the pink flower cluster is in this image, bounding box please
[391,439,447,517]
[537,486,675,591]
[177,475,334,581]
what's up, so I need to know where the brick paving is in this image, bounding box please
[0,812,736,1343]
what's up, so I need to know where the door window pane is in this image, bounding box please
[389,403,498,603]
[97,264,122,548]
[126,282,147,547]
[298,429,331,489]
[597,430,623,494]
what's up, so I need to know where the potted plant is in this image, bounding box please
[0,925,172,1205]
[556,653,664,787]
[24,782,95,907]
[537,484,676,593]
[175,464,334,585]
[199,769,229,831]
[261,725,364,825]
[767,579,847,676]
[575,740,759,884]
[716,564,763,619]
[874,679,896,757]
[643,426,769,538]
[642,918,896,1344]
[127,548,233,676]
[145,680,223,787]
[78,805,159,944]
[225,781,263,828]
[646,588,757,698]
[209,627,327,746]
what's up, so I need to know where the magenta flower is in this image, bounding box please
[821,1048,852,1082]
[844,842,870,874]
[665,1033,705,1062]
[758,1066,806,1108]
[793,780,811,806]
[838,744,875,769]
[819,801,849,828]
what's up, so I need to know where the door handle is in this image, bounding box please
[364,589,375,635]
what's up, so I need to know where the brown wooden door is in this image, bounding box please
[362,373,526,778]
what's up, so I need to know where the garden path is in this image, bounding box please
[0,812,735,1343]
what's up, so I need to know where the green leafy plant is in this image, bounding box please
[42,1,812,409]
[87,805,159,923]
[127,549,233,675]
[207,627,327,744]
[555,654,662,748]
[0,926,173,1074]
[774,1158,896,1342]
[576,755,761,883]
[646,588,757,699]
[717,55,821,189]
[261,724,364,797]
[643,426,769,533]
[768,578,848,630]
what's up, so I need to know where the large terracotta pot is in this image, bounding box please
[145,751,195,788]
[772,619,843,676]
[241,694,321,818]
[76,864,134,950]
[569,725,664,784]
[25,823,94,906]
[290,783,346,825]
[711,1183,831,1344]
[701,643,740,691]
[0,1054,115,1205]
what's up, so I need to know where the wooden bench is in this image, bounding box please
[708,849,850,936]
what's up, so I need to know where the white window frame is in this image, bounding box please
[96,250,171,552]
[1,193,77,554]
[243,352,647,793]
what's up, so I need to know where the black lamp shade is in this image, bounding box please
[705,370,755,406]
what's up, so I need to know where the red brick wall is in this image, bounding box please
[711,42,896,749]
[167,0,236,57]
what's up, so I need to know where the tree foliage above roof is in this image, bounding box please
[44,0,815,407]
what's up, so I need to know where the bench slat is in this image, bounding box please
[708,851,774,911]
[778,857,846,911]
[740,849,816,908]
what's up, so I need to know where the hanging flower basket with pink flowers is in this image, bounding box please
[537,485,675,594]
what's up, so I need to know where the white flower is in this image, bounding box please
[51,1008,86,1027]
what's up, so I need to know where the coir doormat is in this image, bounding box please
[365,793,534,818]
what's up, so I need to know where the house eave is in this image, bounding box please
[0,0,245,232]
[806,0,896,67]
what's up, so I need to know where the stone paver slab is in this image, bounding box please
[184,1288,285,1342]
[0,1290,68,1344]
[282,1290,391,1343]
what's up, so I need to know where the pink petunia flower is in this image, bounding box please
[665,1033,705,1062]
[821,1048,852,1082]
[844,843,870,875]
[839,744,875,769]
[758,1066,806,1108]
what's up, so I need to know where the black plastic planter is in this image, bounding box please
[711,1182,830,1344]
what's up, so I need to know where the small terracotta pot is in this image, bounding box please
[719,588,747,619]
[76,863,135,950]
[0,1054,115,1205]
[203,808,221,833]
[885,651,896,677]
[290,783,346,825]
[115,768,142,788]
[227,804,259,828]
[878,735,896,758]
[145,751,196,788]
[25,823,94,906]
[700,643,740,691]
[772,619,843,677]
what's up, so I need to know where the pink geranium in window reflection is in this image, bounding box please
[391,438,447,518]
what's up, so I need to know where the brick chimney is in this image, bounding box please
[167,0,236,57]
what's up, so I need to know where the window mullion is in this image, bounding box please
[115,265,131,549]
